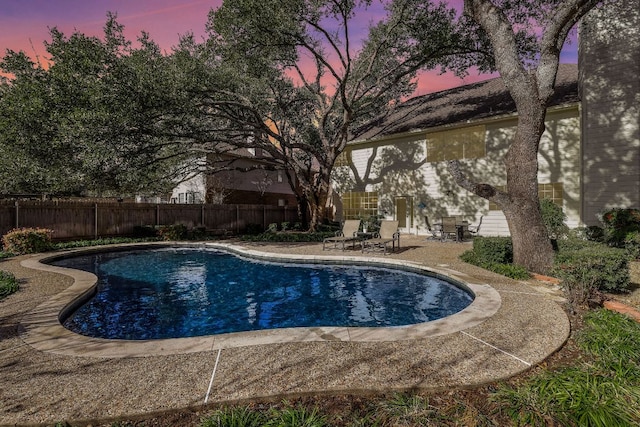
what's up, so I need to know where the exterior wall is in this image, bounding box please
[579,0,640,225]
[170,174,205,204]
[337,107,581,236]
[207,158,295,205]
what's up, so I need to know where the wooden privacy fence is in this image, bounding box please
[0,201,299,241]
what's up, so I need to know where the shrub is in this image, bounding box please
[600,207,640,247]
[131,225,158,238]
[554,246,630,294]
[540,199,568,240]
[0,270,19,300]
[157,224,189,241]
[624,231,640,260]
[470,237,514,264]
[245,223,264,235]
[267,223,279,233]
[52,237,159,250]
[584,225,605,242]
[2,227,54,255]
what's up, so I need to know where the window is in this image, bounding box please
[342,191,378,219]
[277,170,283,183]
[538,183,563,206]
[489,183,564,210]
[335,150,351,167]
[426,125,486,162]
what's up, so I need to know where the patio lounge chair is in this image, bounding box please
[323,219,361,250]
[361,220,400,254]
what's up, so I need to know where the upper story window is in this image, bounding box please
[426,125,486,162]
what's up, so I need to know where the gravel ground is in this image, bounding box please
[0,236,571,426]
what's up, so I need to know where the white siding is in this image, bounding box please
[339,108,581,236]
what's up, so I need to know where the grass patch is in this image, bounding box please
[491,309,640,426]
[200,402,327,427]
[0,270,19,300]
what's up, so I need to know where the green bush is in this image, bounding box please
[555,234,604,252]
[52,237,159,250]
[624,231,640,260]
[2,227,54,255]
[131,225,158,238]
[157,224,189,241]
[540,199,568,240]
[553,246,630,293]
[470,237,514,264]
[245,223,264,235]
[584,225,605,242]
[0,270,19,300]
[601,207,640,247]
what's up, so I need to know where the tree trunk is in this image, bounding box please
[306,171,331,232]
[502,104,554,273]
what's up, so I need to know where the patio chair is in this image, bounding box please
[440,216,459,241]
[466,215,483,237]
[323,219,361,250]
[361,220,400,254]
[424,216,441,240]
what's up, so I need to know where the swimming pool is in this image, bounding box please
[51,247,474,340]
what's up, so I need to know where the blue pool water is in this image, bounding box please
[51,247,474,340]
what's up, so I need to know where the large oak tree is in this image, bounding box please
[448,0,603,272]
[184,0,488,230]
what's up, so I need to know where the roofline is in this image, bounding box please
[347,102,580,149]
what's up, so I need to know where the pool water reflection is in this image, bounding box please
[51,248,474,340]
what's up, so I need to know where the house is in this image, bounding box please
[169,149,298,207]
[333,0,639,236]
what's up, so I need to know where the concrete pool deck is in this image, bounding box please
[0,236,570,426]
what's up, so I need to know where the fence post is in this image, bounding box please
[156,204,160,226]
[14,201,19,229]
[94,203,98,239]
[236,205,240,234]
[263,205,266,231]
[201,204,205,227]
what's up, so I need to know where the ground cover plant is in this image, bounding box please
[492,309,640,426]
[0,270,19,300]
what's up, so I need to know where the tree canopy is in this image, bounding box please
[170,0,494,228]
[0,14,197,197]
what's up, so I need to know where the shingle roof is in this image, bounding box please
[352,64,579,142]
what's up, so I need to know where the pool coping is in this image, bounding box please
[19,241,502,358]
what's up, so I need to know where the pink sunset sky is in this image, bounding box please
[0,0,579,95]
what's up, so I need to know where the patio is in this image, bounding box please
[0,236,569,425]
